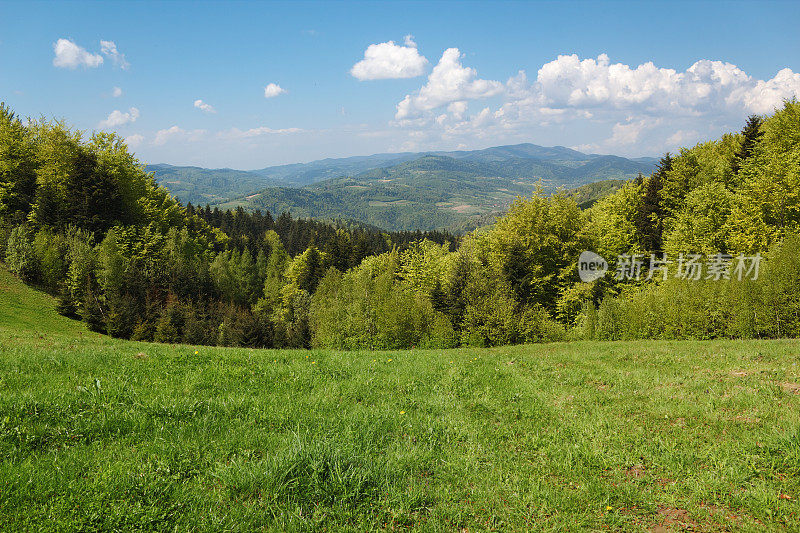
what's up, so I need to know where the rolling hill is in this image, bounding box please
[148,143,657,231]
[144,164,287,206]
[216,153,654,231]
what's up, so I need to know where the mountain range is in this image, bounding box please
[147,143,657,231]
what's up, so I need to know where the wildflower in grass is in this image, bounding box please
[400,410,405,414]
[388,358,392,362]
[311,361,316,364]
[605,506,613,511]
[194,350,199,355]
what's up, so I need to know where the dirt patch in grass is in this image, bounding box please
[624,464,647,478]
[650,507,698,532]
[780,382,800,394]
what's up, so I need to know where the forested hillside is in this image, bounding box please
[144,164,286,206]
[218,153,655,231]
[149,143,656,230]
[1,101,798,349]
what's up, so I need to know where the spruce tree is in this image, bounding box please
[634,153,671,253]
[732,114,764,175]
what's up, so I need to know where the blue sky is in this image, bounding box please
[1,0,799,169]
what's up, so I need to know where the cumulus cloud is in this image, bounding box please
[112,86,123,97]
[219,126,304,139]
[666,129,700,146]
[153,126,207,145]
[350,37,428,80]
[52,39,103,69]
[124,133,144,148]
[100,40,129,69]
[98,107,139,128]
[395,48,503,120]
[264,83,287,98]
[392,52,800,155]
[726,67,800,114]
[607,119,660,146]
[193,99,216,113]
[510,53,799,119]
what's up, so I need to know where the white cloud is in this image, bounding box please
[219,126,304,139]
[530,54,797,116]
[391,52,800,155]
[395,48,504,120]
[98,107,139,128]
[52,39,103,69]
[100,40,129,69]
[264,83,287,98]
[607,119,660,146]
[112,86,123,97]
[125,134,144,148]
[153,126,207,145]
[726,67,800,114]
[350,37,428,80]
[666,129,700,146]
[193,99,216,113]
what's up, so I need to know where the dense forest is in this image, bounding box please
[1,101,799,349]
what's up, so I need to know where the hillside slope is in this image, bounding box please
[145,164,287,206]
[0,266,88,336]
[217,153,652,231]
[1,263,798,531]
[149,143,656,226]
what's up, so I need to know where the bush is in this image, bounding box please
[593,236,800,341]
[5,225,37,283]
[33,230,68,293]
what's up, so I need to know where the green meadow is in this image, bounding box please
[1,266,799,532]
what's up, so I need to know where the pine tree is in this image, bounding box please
[732,114,764,175]
[634,153,671,253]
[0,104,38,225]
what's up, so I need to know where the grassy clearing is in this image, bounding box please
[1,266,799,531]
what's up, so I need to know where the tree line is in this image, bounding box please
[1,100,799,348]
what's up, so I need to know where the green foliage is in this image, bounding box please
[309,253,433,350]
[664,181,735,256]
[728,100,800,252]
[0,104,37,225]
[5,225,37,283]
[487,191,588,309]
[1,100,800,350]
[32,230,68,292]
[220,152,655,232]
[587,180,643,258]
[593,236,800,341]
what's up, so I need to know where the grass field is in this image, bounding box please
[1,266,799,531]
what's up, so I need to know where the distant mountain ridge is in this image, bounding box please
[147,143,657,208]
[176,144,659,232]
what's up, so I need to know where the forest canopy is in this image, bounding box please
[1,100,799,348]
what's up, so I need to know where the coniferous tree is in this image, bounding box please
[635,153,671,253]
[732,114,764,175]
[0,104,38,225]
